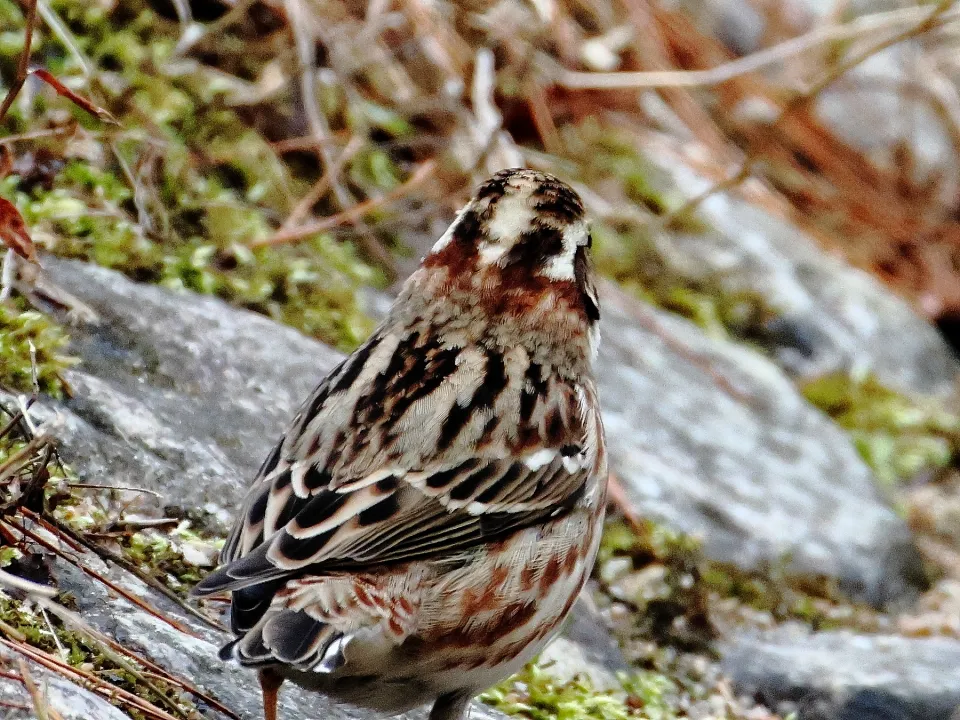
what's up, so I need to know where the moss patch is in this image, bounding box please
[0,400,218,718]
[802,372,960,486]
[596,518,883,650]
[0,299,76,398]
[1,0,387,351]
[596,519,714,653]
[115,525,220,597]
[482,655,771,720]
[482,662,642,720]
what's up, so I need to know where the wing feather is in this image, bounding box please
[194,331,602,597]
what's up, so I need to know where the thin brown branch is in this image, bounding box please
[36,598,195,720]
[66,482,163,499]
[281,135,365,231]
[252,159,437,248]
[4,515,205,638]
[17,659,53,720]
[557,5,960,89]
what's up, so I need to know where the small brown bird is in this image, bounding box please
[193,168,608,720]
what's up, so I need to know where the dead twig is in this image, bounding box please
[280,135,366,231]
[2,640,181,720]
[556,5,960,89]
[3,514,205,638]
[17,658,61,720]
[32,511,228,633]
[0,0,38,124]
[35,598,196,720]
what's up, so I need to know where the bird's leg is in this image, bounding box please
[429,691,471,720]
[259,668,284,720]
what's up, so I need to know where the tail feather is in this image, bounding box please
[230,581,284,634]
[222,608,344,673]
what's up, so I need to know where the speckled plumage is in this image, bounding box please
[193,168,607,720]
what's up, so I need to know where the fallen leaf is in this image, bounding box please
[0,197,37,262]
[30,69,119,125]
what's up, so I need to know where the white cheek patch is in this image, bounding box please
[539,224,585,280]
[540,247,576,280]
[561,454,585,473]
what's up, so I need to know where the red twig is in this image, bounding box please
[0,0,38,124]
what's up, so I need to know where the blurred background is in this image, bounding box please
[1,1,960,719]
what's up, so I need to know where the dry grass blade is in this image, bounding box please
[16,658,61,720]
[28,69,118,125]
[0,568,57,598]
[10,585,239,720]
[281,135,366,230]
[35,598,201,720]
[3,514,204,638]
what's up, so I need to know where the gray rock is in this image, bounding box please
[720,626,960,720]
[5,256,940,717]
[642,152,959,397]
[598,285,921,604]
[29,257,919,605]
[38,256,341,527]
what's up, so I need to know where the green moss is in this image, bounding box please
[0,416,210,718]
[698,559,868,630]
[117,526,220,597]
[802,372,960,486]
[483,657,753,720]
[598,518,878,642]
[0,0,385,351]
[0,547,22,567]
[482,661,644,720]
[0,299,77,398]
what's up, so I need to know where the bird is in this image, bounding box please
[192,168,608,720]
